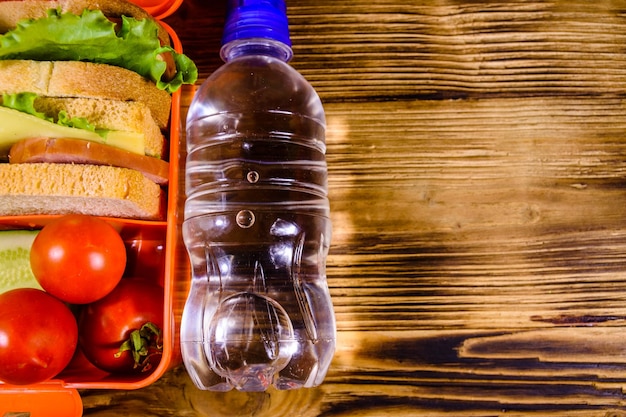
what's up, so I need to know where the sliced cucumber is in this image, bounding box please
[0,230,42,294]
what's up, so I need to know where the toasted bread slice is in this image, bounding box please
[0,0,170,46]
[0,60,171,128]
[31,97,165,158]
[0,163,163,220]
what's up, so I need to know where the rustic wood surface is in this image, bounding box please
[83,0,626,415]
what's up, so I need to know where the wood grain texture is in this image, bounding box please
[82,0,626,415]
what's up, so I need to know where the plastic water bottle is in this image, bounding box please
[181,0,336,392]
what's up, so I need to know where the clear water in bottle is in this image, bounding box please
[181,0,336,392]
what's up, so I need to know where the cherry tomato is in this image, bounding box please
[78,278,164,374]
[0,288,78,385]
[30,214,127,304]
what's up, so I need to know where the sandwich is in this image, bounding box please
[0,0,197,220]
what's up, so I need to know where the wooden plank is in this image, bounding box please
[288,0,626,100]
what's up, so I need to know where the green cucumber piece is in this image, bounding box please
[0,230,42,294]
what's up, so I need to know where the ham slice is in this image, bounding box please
[8,137,169,185]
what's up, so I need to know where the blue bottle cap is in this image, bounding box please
[222,0,292,47]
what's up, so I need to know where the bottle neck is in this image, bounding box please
[220,38,293,63]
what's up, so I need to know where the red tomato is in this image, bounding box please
[78,278,164,374]
[30,214,127,304]
[0,288,78,385]
[124,238,166,284]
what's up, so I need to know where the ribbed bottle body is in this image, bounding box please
[181,52,335,391]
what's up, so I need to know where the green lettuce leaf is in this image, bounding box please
[2,92,105,137]
[1,92,48,120]
[0,9,197,93]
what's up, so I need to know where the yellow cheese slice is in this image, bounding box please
[0,106,145,158]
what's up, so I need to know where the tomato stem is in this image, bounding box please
[115,321,163,372]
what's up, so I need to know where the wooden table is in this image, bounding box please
[83,0,626,415]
